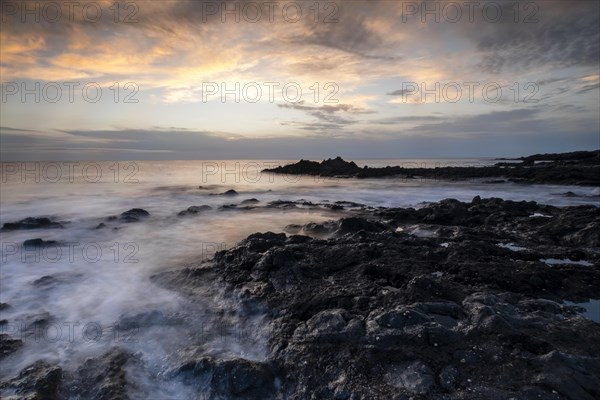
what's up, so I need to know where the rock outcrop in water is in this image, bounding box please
[119,208,150,223]
[263,150,600,186]
[1,217,64,231]
[177,205,212,217]
[1,198,598,399]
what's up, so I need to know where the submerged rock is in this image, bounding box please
[241,198,260,204]
[23,238,59,248]
[212,189,239,196]
[0,334,23,359]
[177,205,212,216]
[117,310,183,330]
[2,217,64,231]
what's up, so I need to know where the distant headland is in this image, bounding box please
[263,150,600,186]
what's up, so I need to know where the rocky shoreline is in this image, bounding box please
[263,150,600,186]
[1,197,599,399]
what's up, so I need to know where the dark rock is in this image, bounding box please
[385,361,434,395]
[373,307,431,329]
[94,222,107,229]
[23,238,59,248]
[531,351,600,400]
[152,197,600,398]
[32,273,83,288]
[304,221,336,236]
[264,157,361,177]
[438,365,459,391]
[241,198,260,204]
[32,275,58,287]
[265,151,600,186]
[77,348,135,400]
[240,232,287,253]
[0,334,23,359]
[293,309,364,343]
[174,357,274,399]
[284,224,302,234]
[215,189,238,196]
[2,217,64,231]
[117,310,182,331]
[483,179,507,184]
[0,360,62,399]
[336,217,386,235]
[177,205,212,216]
[17,311,52,330]
[119,208,150,223]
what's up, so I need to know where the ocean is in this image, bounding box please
[1,159,598,397]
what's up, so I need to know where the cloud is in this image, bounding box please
[374,116,444,125]
[1,0,598,157]
[277,101,375,129]
[470,2,599,73]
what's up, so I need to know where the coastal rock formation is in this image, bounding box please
[152,197,600,399]
[2,197,598,399]
[264,151,600,186]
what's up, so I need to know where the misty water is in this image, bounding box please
[1,160,599,397]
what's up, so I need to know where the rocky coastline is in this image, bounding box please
[1,196,599,399]
[263,151,600,186]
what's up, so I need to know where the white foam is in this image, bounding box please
[541,258,594,267]
[497,243,527,252]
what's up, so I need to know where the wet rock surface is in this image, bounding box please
[2,197,598,399]
[0,360,62,399]
[171,357,275,399]
[156,197,599,399]
[264,151,600,186]
[0,334,23,359]
[177,205,212,216]
[0,349,142,400]
[23,238,60,248]
[118,208,150,223]
[2,217,65,231]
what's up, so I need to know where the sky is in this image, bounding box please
[1,0,599,160]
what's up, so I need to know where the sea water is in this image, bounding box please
[1,160,598,396]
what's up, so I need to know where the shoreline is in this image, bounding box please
[1,196,599,399]
[263,150,600,186]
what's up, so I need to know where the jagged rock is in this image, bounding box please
[0,360,62,399]
[76,348,136,400]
